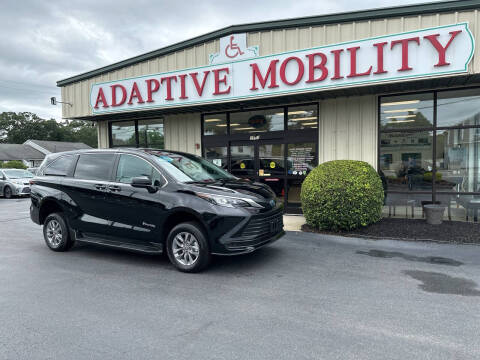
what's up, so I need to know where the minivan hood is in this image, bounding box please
[181,179,275,201]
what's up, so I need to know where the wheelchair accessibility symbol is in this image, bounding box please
[225,35,245,58]
[209,33,259,65]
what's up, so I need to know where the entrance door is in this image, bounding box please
[230,140,287,209]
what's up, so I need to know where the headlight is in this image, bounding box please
[195,192,263,208]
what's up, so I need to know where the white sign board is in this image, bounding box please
[90,23,474,115]
[209,33,259,64]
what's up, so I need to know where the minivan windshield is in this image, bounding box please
[3,169,34,179]
[149,151,236,183]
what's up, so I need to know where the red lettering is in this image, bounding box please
[145,79,160,103]
[306,53,328,83]
[279,57,304,85]
[250,60,279,90]
[373,42,388,74]
[391,37,420,71]
[94,88,109,109]
[178,74,188,99]
[127,82,144,105]
[212,68,231,95]
[330,49,343,80]
[190,71,210,96]
[110,84,127,107]
[347,46,372,78]
[160,76,177,101]
[424,30,462,67]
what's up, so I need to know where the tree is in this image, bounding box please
[0,112,97,147]
[0,160,27,169]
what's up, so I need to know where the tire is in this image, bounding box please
[166,222,211,273]
[43,213,75,252]
[4,186,12,199]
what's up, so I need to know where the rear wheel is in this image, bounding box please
[4,186,12,199]
[43,213,75,252]
[166,222,210,273]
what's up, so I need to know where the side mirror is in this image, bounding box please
[131,176,157,193]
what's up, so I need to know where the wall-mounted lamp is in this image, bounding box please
[50,97,72,107]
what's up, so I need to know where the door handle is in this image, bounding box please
[94,184,107,190]
[108,185,121,192]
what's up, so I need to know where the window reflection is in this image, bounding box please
[437,89,480,127]
[380,93,433,130]
[288,105,318,130]
[204,147,228,169]
[380,131,433,191]
[230,108,284,134]
[111,121,136,146]
[203,114,227,135]
[138,119,164,148]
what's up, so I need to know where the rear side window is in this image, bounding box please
[115,154,164,186]
[74,154,114,181]
[43,155,75,176]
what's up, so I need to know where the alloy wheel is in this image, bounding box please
[172,231,200,266]
[46,219,63,247]
[4,187,12,198]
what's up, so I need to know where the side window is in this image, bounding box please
[43,155,75,176]
[115,154,164,186]
[74,154,115,181]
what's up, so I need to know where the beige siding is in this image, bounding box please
[97,120,109,148]
[61,9,480,119]
[164,113,202,156]
[319,95,377,168]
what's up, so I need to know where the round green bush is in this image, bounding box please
[301,160,384,231]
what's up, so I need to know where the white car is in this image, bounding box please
[0,169,34,198]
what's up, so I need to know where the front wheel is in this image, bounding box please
[43,213,75,252]
[166,222,211,273]
[4,186,12,199]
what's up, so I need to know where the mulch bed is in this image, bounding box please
[302,218,480,244]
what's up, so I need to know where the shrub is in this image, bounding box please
[423,171,442,182]
[0,160,27,169]
[301,160,384,231]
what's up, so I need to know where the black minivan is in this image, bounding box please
[30,148,284,272]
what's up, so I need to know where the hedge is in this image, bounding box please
[301,160,384,231]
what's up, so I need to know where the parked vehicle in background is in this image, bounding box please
[0,169,33,198]
[27,167,39,175]
[30,148,284,272]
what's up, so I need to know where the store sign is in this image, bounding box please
[91,23,473,114]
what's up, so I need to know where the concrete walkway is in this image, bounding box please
[283,215,305,231]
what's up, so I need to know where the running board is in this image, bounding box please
[76,236,163,254]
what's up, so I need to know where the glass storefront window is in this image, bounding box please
[230,145,255,177]
[288,105,318,130]
[380,131,433,191]
[287,143,316,176]
[259,144,285,176]
[138,119,164,148]
[436,129,480,193]
[111,121,136,147]
[230,108,284,134]
[287,179,303,208]
[380,93,434,130]
[204,147,228,169]
[203,114,227,135]
[437,89,480,127]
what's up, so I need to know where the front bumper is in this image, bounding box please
[14,185,31,196]
[211,206,285,255]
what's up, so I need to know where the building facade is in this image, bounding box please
[57,1,480,217]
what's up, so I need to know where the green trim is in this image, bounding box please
[90,23,473,115]
[57,0,480,87]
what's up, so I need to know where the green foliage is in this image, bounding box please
[301,160,384,231]
[423,172,442,182]
[0,112,98,147]
[0,160,27,169]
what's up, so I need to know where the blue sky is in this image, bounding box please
[0,0,442,120]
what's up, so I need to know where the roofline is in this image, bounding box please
[57,0,480,87]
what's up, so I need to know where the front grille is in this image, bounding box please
[238,208,283,238]
[22,187,31,193]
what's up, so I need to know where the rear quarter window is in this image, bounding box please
[43,155,75,176]
[74,153,115,181]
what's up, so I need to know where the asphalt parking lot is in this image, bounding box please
[1,198,480,360]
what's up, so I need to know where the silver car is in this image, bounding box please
[0,169,34,198]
